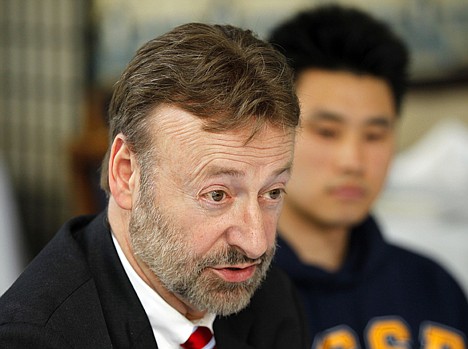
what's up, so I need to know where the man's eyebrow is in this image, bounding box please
[306,110,344,123]
[364,117,394,128]
[205,167,246,178]
[275,163,293,177]
[307,110,394,128]
[205,163,292,179]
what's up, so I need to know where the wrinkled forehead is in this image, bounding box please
[149,104,296,150]
[141,108,293,183]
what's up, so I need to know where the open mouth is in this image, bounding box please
[209,264,257,283]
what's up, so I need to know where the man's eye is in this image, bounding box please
[365,131,386,142]
[316,127,337,138]
[267,188,284,200]
[208,190,226,202]
[366,134,382,141]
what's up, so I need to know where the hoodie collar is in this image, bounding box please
[275,215,391,288]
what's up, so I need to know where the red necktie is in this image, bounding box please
[181,326,216,349]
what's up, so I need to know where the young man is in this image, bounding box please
[269,5,468,349]
[0,23,309,348]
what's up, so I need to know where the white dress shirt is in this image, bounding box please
[112,234,216,349]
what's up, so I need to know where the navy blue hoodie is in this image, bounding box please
[275,216,468,349]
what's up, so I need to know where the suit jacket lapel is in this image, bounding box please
[214,308,255,349]
[80,212,158,348]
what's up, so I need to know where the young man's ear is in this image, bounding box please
[108,134,139,210]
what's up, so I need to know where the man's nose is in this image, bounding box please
[336,136,364,175]
[226,201,269,260]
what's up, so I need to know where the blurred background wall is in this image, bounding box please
[1,0,467,295]
[0,0,89,283]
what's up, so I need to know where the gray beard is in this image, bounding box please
[129,187,275,316]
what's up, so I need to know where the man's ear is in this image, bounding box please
[108,134,138,210]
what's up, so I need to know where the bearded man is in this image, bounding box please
[0,23,309,349]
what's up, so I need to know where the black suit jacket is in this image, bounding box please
[0,212,309,348]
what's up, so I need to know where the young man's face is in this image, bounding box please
[130,105,294,316]
[284,69,396,229]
